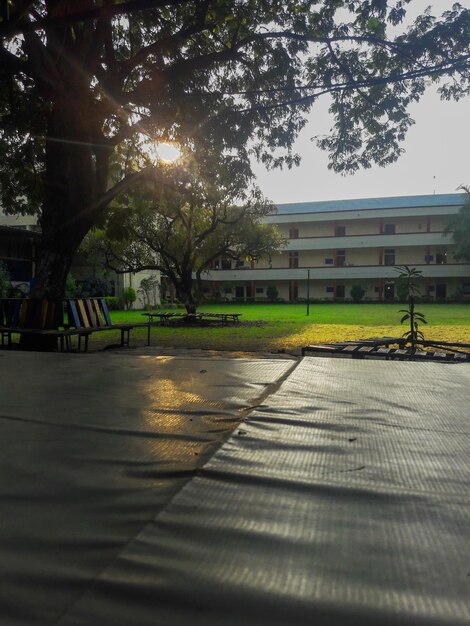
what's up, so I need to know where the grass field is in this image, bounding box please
[94,303,470,354]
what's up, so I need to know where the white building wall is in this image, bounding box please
[203,194,470,302]
[119,271,161,309]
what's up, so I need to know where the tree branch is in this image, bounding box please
[0,0,191,37]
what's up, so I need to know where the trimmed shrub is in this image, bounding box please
[104,296,120,310]
[123,287,137,310]
[266,285,279,302]
[350,284,366,302]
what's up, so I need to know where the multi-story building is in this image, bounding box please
[0,213,40,294]
[203,193,470,302]
[0,210,160,306]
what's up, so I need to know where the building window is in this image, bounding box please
[224,287,232,294]
[221,258,231,270]
[436,249,447,265]
[336,284,345,298]
[325,258,334,265]
[335,225,346,237]
[326,286,334,293]
[336,249,346,267]
[384,249,395,265]
[255,287,264,294]
[289,252,299,268]
[384,223,396,235]
[289,227,299,239]
[235,259,244,268]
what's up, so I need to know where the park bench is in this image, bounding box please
[141,310,242,345]
[65,298,143,351]
[197,312,242,324]
[0,298,84,351]
[0,297,142,352]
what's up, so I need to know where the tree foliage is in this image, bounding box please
[1,1,470,299]
[88,157,285,312]
[446,186,470,260]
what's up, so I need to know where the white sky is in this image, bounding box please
[252,1,470,204]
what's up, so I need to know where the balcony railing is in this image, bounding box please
[204,263,470,282]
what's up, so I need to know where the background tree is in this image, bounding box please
[137,275,160,308]
[1,1,470,300]
[89,157,284,313]
[446,187,470,260]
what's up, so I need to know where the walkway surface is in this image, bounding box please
[0,351,469,625]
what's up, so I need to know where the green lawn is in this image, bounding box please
[93,303,470,354]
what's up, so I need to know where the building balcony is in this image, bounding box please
[204,263,470,282]
[285,232,452,251]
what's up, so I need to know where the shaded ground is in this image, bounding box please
[2,351,469,626]
[0,350,294,626]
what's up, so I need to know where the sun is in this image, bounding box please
[157,142,181,163]
[140,139,181,164]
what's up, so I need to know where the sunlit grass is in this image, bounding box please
[93,304,470,354]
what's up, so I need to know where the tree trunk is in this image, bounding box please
[23,92,103,349]
[174,272,198,316]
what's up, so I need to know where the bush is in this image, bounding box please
[266,285,279,302]
[0,261,11,297]
[350,284,366,303]
[104,296,120,310]
[123,287,137,309]
[76,275,114,298]
[65,273,79,298]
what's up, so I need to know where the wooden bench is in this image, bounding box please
[302,340,470,363]
[66,298,143,350]
[198,312,242,324]
[141,310,242,346]
[0,298,84,351]
[1,297,143,352]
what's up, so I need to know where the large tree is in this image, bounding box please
[446,186,470,260]
[89,156,284,313]
[1,1,470,300]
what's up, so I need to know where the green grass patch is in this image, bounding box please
[91,303,470,354]
[113,302,470,325]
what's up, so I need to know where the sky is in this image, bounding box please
[252,1,470,205]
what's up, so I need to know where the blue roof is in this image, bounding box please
[275,193,465,215]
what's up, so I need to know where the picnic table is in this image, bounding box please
[141,312,185,345]
[142,311,242,346]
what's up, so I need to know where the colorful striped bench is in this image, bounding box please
[65,298,142,350]
[0,298,142,352]
[0,298,81,351]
